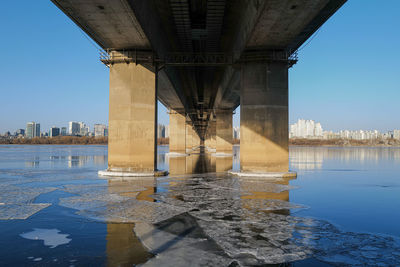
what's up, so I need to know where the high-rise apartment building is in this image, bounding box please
[233,127,240,139]
[394,130,400,140]
[79,122,89,136]
[158,124,166,138]
[94,124,107,137]
[50,127,60,137]
[35,123,40,137]
[68,122,80,136]
[15,129,25,136]
[290,119,323,138]
[26,122,40,138]
[26,122,34,138]
[61,127,67,136]
[165,125,169,138]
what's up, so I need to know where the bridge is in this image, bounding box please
[52,0,346,175]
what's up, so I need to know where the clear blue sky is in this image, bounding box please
[0,1,399,133]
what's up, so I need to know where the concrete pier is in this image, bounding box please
[107,63,159,174]
[169,111,186,154]
[185,122,193,153]
[216,110,233,155]
[192,131,201,149]
[216,156,233,172]
[207,119,216,152]
[55,0,345,178]
[240,62,289,173]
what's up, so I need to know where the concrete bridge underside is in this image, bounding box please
[52,0,346,174]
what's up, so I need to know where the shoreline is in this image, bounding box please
[2,138,400,147]
[1,144,400,148]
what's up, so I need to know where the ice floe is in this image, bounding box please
[20,228,71,248]
[2,157,399,266]
[0,203,51,220]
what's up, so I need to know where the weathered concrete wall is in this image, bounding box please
[216,157,233,172]
[186,122,193,151]
[216,110,233,153]
[240,62,288,173]
[211,121,216,149]
[108,63,156,172]
[192,131,200,148]
[169,111,186,152]
[204,133,211,148]
[168,156,187,175]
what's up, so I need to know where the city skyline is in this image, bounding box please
[1,1,400,133]
[3,118,400,140]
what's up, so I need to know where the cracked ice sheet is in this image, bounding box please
[61,179,152,197]
[193,212,400,266]
[54,174,400,266]
[152,176,400,266]
[0,185,56,204]
[59,192,189,224]
[0,184,54,220]
[134,221,233,267]
[0,204,51,219]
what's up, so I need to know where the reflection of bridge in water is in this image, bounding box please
[101,146,298,266]
[100,146,400,265]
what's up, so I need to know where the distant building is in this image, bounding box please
[290,119,323,139]
[68,121,80,136]
[94,124,107,137]
[15,129,25,136]
[337,129,380,140]
[50,127,60,137]
[26,122,34,138]
[61,127,67,136]
[394,130,400,140]
[158,124,166,138]
[165,125,169,138]
[79,122,89,136]
[35,123,40,137]
[26,122,40,138]
[233,127,240,139]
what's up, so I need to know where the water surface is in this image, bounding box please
[0,145,399,266]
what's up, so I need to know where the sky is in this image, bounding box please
[0,1,399,133]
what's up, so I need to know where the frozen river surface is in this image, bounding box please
[0,145,399,266]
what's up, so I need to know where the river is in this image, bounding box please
[0,145,399,266]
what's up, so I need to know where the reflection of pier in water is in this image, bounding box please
[106,178,156,265]
[167,147,233,175]
[100,146,298,265]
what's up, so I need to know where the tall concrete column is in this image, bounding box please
[169,157,187,175]
[169,111,186,153]
[107,63,158,173]
[216,157,233,172]
[186,121,193,152]
[216,110,233,154]
[240,62,289,173]
[204,132,210,148]
[192,131,200,149]
[209,119,216,151]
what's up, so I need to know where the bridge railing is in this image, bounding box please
[100,49,298,68]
